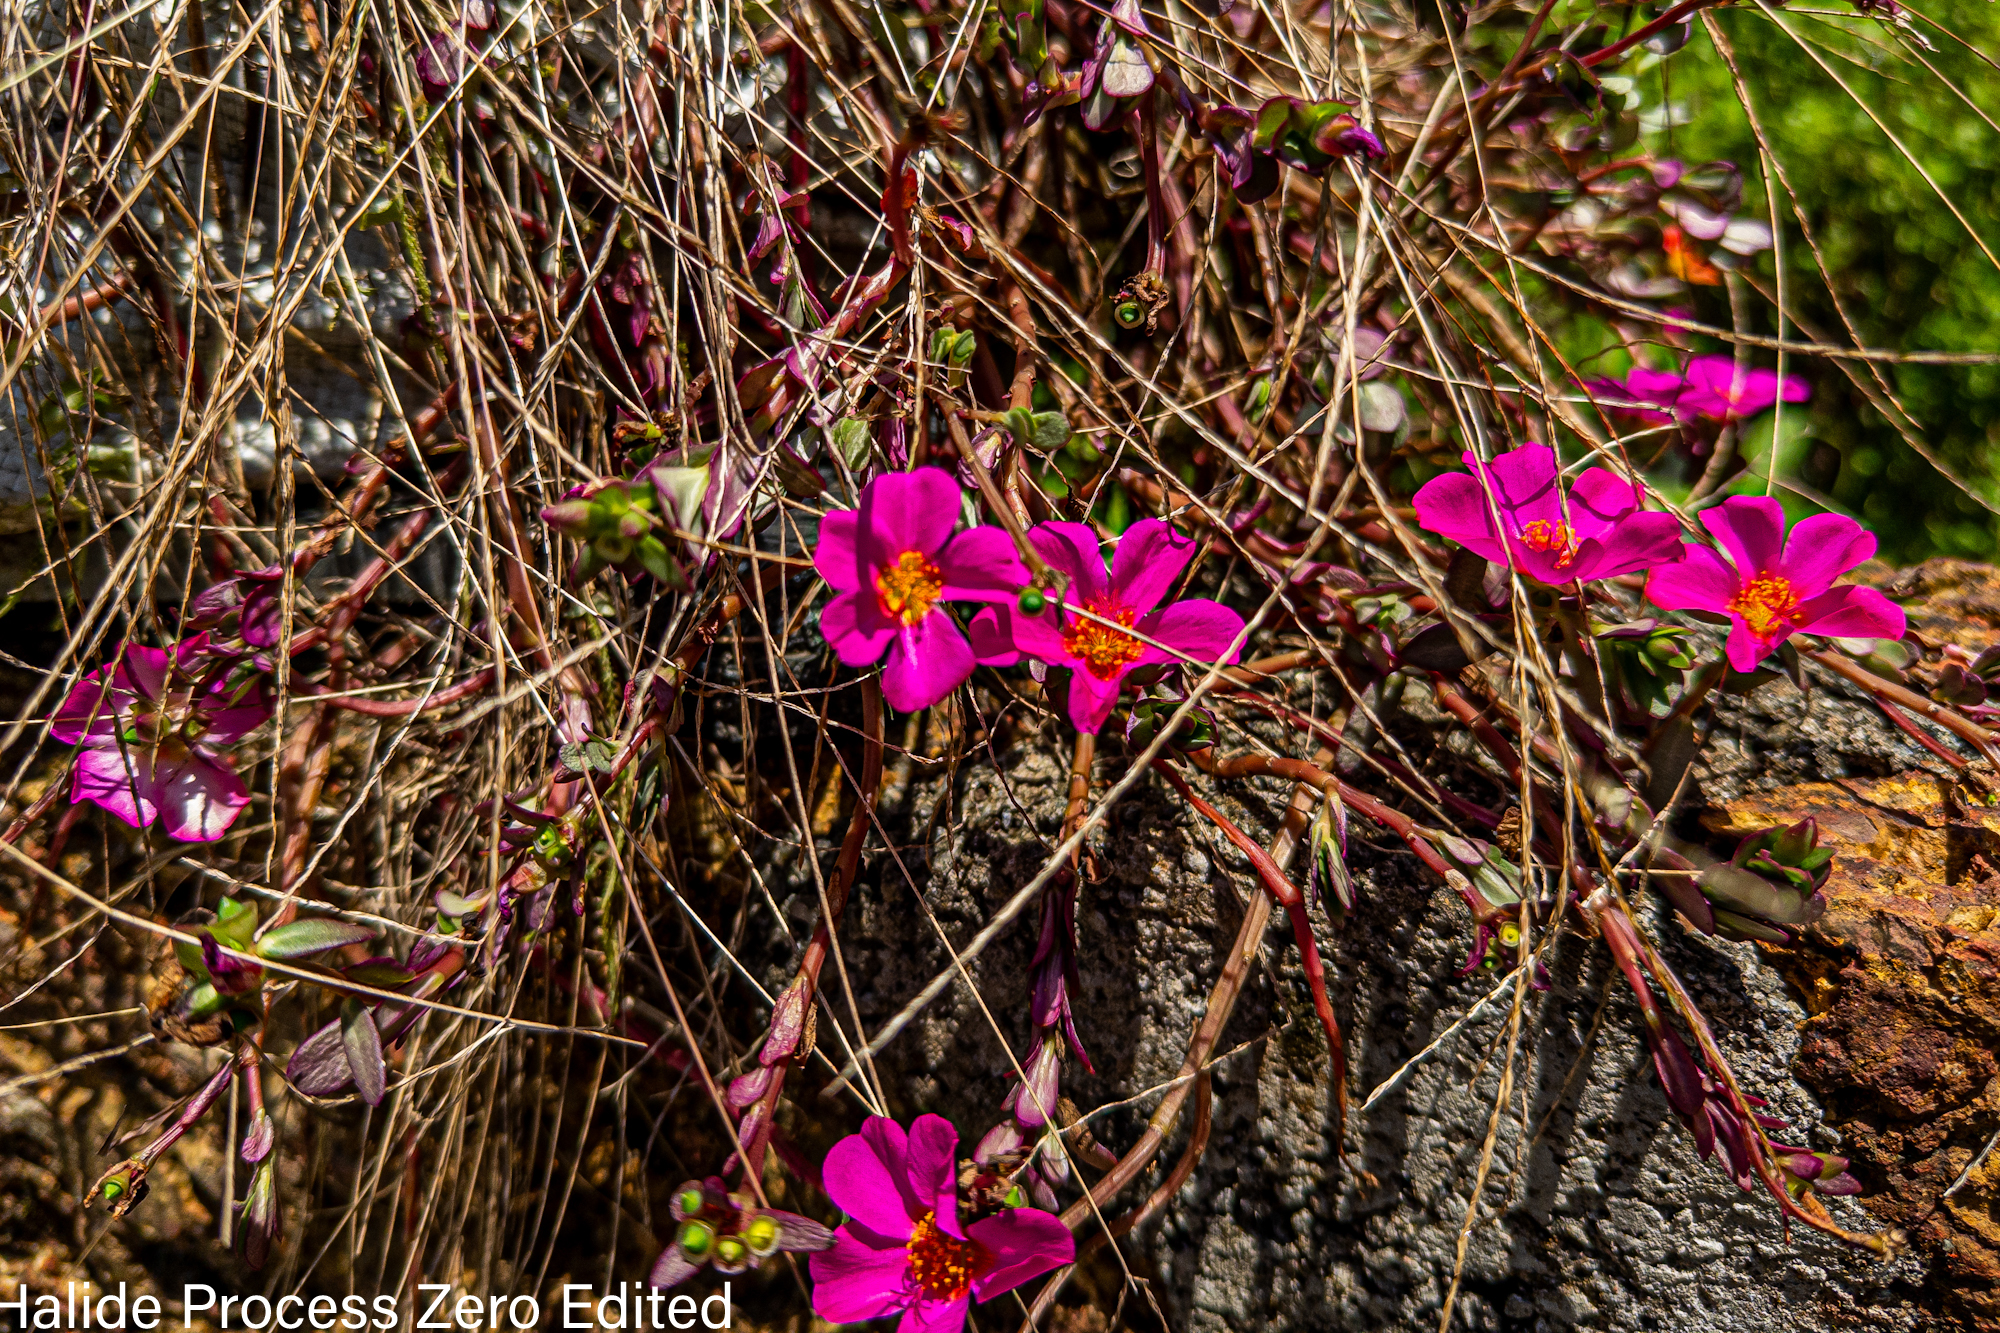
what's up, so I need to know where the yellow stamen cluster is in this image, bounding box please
[1728,572,1802,639]
[875,550,945,626]
[905,1212,987,1301]
[1062,606,1145,681]
[1516,519,1578,568]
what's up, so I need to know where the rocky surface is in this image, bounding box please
[782,660,1964,1332]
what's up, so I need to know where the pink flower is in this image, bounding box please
[815,470,1029,712]
[969,519,1245,734]
[809,1114,1073,1333]
[51,637,269,842]
[1593,355,1808,424]
[1411,443,1684,585]
[1644,496,1905,671]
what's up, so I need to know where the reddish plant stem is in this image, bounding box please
[1186,748,1466,893]
[1876,698,1969,770]
[1589,891,1893,1254]
[1025,760,1333,1329]
[1152,758,1346,1141]
[738,680,884,1181]
[312,667,498,718]
[1807,647,2000,765]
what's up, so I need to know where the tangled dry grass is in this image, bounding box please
[3,0,1999,1328]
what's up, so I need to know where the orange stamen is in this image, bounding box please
[875,550,945,626]
[905,1212,988,1301]
[1062,605,1145,681]
[1516,519,1577,569]
[1728,572,1802,639]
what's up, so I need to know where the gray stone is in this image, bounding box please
[777,664,1940,1331]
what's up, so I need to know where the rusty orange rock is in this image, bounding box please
[1704,768,2000,1329]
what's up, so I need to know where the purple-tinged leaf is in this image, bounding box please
[287,1018,354,1096]
[343,1004,388,1106]
[241,1110,274,1165]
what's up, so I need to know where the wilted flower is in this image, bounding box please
[810,1115,1073,1333]
[1644,496,1905,671]
[814,469,1029,712]
[1412,443,1684,586]
[52,637,269,842]
[970,518,1245,733]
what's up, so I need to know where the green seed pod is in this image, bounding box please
[677,1219,717,1258]
[672,1183,706,1221]
[1113,299,1145,329]
[1018,587,1047,615]
[743,1213,781,1256]
[1003,1183,1026,1208]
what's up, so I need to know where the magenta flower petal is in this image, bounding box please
[202,681,271,746]
[881,612,977,712]
[71,744,158,828]
[1134,599,1245,669]
[1777,513,1876,599]
[1568,511,1686,582]
[815,508,865,594]
[1698,496,1786,576]
[1027,524,1110,608]
[1793,585,1905,642]
[1566,468,1647,542]
[1007,607,1070,663]
[936,527,1031,603]
[823,1118,920,1239]
[810,1230,916,1322]
[1064,668,1125,734]
[821,591,896,667]
[967,607,1022,666]
[119,646,172,703]
[1471,444,1564,529]
[965,1209,1075,1300]
[1724,620,1776,673]
[1106,518,1195,615]
[861,469,961,559]
[903,1114,962,1237]
[1410,472,1508,564]
[895,1296,971,1333]
[153,754,251,843]
[1644,544,1740,611]
[52,673,123,744]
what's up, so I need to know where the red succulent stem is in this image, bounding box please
[737,680,884,1182]
[1153,758,1347,1141]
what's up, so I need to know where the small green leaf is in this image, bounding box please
[254,917,378,960]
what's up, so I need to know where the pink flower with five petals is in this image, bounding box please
[51,636,269,842]
[1644,495,1905,671]
[1591,355,1809,425]
[809,1114,1073,1333]
[1412,443,1684,585]
[815,470,1029,712]
[970,519,1246,734]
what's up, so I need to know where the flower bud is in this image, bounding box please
[540,499,593,536]
[89,1159,149,1216]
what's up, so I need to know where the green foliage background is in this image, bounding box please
[1652,0,2000,560]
